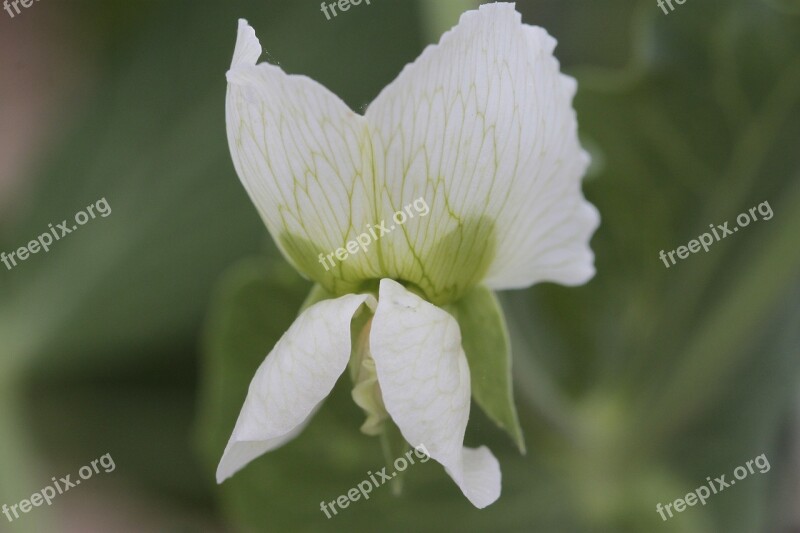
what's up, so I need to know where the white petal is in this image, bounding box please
[216,292,376,483]
[369,279,501,508]
[226,20,377,286]
[365,3,599,295]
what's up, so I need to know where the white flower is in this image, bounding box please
[217,3,599,509]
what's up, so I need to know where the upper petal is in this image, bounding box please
[216,292,376,483]
[369,279,501,508]
[365,3,599,297]
[226,20,377,292]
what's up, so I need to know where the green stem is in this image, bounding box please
[380,421,408,497]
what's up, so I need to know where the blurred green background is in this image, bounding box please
[1,0,799,531]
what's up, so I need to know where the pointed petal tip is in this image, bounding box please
[230,18,262,71]
[378,278,416,306]
[215,463,232,486]
[214,441,246,485]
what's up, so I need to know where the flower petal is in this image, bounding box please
[226,20,376,291]
[216,292,376,483]
[369,279,501,508]
[365,3,598,299]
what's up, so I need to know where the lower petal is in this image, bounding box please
[216,292,376,483]
[369,279,501,508]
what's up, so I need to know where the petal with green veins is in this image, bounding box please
[226,20,377,287]
[370,279,501,508]
[365,3,599,296]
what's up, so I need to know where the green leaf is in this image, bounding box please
[446,286,525,453]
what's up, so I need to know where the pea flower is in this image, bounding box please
[217,2,598,509]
